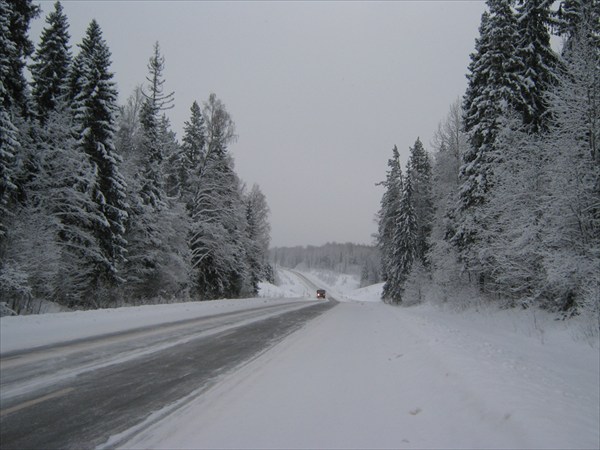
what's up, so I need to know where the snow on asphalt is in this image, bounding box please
[122,274,598,450]
[2,269,598,449]
[0,271,310,355]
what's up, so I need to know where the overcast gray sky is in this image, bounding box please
[31,0,486,248]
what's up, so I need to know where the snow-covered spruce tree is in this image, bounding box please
[9,5,109,308]
[71,20,128,304]
[20,102,103,308]
[407,137,434,268]
[553,2,598,166]
[1,0,46,310]
[0,0,19,245]
[156,114,180,188]
[457,4,598,314]
[156,115,193,299]
[477,4,599,313]
[143,42,174,113]
[122,165,191,302]
[376,146,403,303]
[167,100,205,202]
[556,0,600,54]
[2,0,38,117]
[387,167,418,304]
[30,1,71,124]
[122,44,187,301]
[137,42,173,208]
[243,184,272,296]
[138,96,161,207]
[1,0,40,245]
[515,0,560,134]
[450,0,525,286]
[189,94,248,300]
[462,0,523,159]
[395,138,434,305]
[0,100,18,245]
[116,87,191,303]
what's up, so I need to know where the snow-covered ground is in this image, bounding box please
[2,269,598,449]
[116,271,598,449]
[119,284,599,449]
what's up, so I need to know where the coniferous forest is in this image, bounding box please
[1,0,598,321]
[377,0,599,318]
[1,1,273,312]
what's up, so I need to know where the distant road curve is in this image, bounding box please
[286,269,337,301]
[0,292,338,449]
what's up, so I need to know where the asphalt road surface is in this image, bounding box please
[0,298,337,449]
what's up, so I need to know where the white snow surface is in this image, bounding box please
[2,270,598,449]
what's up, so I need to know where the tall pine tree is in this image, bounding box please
[25,103,102,307]
[461,0,523,210]
[123,43,180,299]
[172,100,205,203]
[72,20,128,299]
[2,0,38,117]
[556,0,599,49]
[451,0,530,286]
[138,42,173,208]
[243,184,272,296]
[377,146,403,302]
[0,0,19,244]
[407,137,434,267]
[30,1,71,123]
[516,0,560,133]
[388,167,418,304]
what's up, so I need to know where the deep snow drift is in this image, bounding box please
[1,269,598,449]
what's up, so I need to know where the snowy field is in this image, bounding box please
[2,269,598,449]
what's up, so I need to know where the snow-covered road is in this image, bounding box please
[121,299,599,450]
[1,269,597,449]
[1,300,324,401]
[0,268,338,450]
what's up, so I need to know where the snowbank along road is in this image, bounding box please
[0,291,337,449]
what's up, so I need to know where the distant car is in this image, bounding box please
[316,289,326,299]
